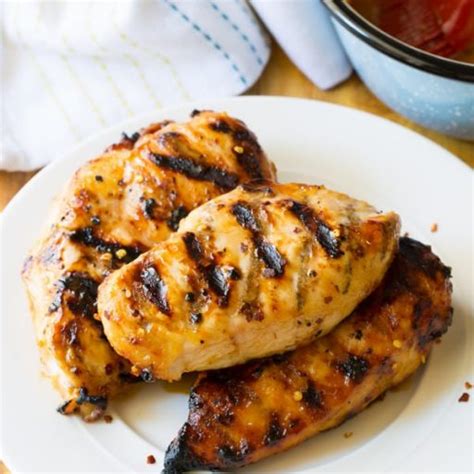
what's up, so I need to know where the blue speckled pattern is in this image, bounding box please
[333,22,474,141]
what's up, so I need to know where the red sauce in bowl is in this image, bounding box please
[349,0,474,62]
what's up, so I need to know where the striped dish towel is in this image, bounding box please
[1,0,351,171]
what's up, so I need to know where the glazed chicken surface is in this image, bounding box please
[22,110,276,420]
[98,181,400,382]
[164,238,453,473]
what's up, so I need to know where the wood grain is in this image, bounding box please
[0,171,37,212]
[1,43,472,472]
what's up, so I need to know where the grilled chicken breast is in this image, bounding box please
[98,181,400,382]
[163,238,453,473]
[22,110,275,420]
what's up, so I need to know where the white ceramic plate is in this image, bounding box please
[1,97,472,473]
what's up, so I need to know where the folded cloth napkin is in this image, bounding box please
[1,0,351,172]
[252,0,352,89]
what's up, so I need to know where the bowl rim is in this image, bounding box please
[322,0,474,83]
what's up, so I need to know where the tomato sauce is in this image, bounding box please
[349,0,474,62]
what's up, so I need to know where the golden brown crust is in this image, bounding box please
[163,237,453,472]
[98,182,400,381]
[22,111,276,419]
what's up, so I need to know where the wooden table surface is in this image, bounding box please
[0,44,472,472]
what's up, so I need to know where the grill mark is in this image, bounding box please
[140,265,171,316]
[163,423,205,474]
[209,118,261,149]
[167,205,189,231]
[204,265,230,307]
[255,237,286,278]
[302,381,323,409]
[149,153,239,190]
[235,153,264,180]
[232,201,260,232]
[336,354,369,383]
[183,232,205,262]
[70,227,142,263]
[140,197,157,219]
[210,120,232,133]
[216,441,249,465]
[286,200,344,258]
[159,131,183,142]
[210,118,265,180]
[400,237,451,279]
[233,128,254,143]
[264,412,287,446]
[121,131,140,144]
[111,131,140,151]
[49,272,98,319]
[182,232,236,307]
[231,202,286,278]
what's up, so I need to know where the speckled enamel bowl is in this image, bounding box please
[323,0,474,141]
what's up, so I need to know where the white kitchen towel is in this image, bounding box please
[1,0,350,172]
[252,0,352,89]
[1,0,271,171]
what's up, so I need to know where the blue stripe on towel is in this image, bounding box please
[210,1,264,66]
[162,0,248,86]
[233,0,259,27]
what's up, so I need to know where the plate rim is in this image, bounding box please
[1,96,472,473]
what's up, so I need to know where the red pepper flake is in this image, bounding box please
[458,392,470,402]
[465,381,473,390]
[103,414,113,423]
[430,223,438,233]
[146,454,156,464]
